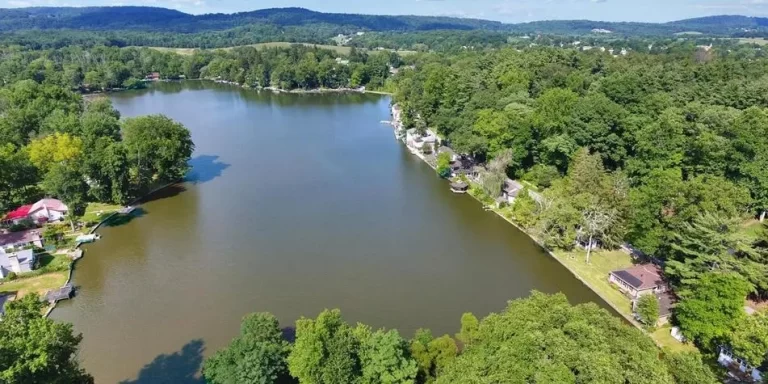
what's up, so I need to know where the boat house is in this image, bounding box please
[450,182,469,194]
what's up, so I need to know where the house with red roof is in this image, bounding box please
[3,205,33,225]
[28,199,68,223]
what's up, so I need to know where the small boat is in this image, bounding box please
[75,234,101,244]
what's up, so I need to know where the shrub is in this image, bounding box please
[5,272,17,281]
[522,164,561,189]
[436,152,452,178]
[636,294,660,328]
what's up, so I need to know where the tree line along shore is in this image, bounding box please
[0,40,767,382]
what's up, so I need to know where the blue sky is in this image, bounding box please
[2,0,767,23]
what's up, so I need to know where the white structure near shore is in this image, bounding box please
[0,248,35,278]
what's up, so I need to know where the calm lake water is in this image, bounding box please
[52,81,608,383]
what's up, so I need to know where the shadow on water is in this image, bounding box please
[281,326,296,343]
[119,339,206,384]
[104,207,148,227]
[139,184,188,205]
[186,155,231,184]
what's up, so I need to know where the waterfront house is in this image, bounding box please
[450,182,469,194]
[406,129,438,154]
[0,248,36,278]
[718,347,764,383]
[608,263,666,299]
[2,204,33,225]
[146,72,160,81]
[502,179,524,204]
[28,199,68,223]
[0,229,44,251]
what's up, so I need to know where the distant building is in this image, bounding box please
[0,248,36,278]
[145,72,160,81]
[592,28,612,34]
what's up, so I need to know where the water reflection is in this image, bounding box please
[119,339,205,384]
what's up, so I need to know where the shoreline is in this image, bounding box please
[44,180,181,318]
[83,79,393,97]
[387,103,641,329]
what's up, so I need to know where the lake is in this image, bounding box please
[52,81,608,383]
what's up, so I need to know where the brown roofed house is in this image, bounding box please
[608,263,666,299]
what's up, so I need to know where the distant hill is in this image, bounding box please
[0,6,506,33]
[0,6,768,38]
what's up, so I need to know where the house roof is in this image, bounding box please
[30,199,68,214]
[658,291,676,318]
[503,179,523,192]
[450,182,468,190]
[611,264,663,290]
[4,205,32,221]
[0,249,35,275]
[0,229,42,247]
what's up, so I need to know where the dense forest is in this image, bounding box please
[0,44,398,91]
[1,13,768,380]
[392,43,768,361]
[1,7,768,51]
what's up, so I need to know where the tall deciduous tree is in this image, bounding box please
[354,325,418,384]
[436,292,674,384]
[0,294,93,384]
[122,115,194,190]
[675,273,752,351]
[661,351,719,384]
[730,311,768,367]
[288,309,360,384]
[408,330,457,384]
[203,312,291,384]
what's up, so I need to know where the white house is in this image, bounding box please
[405,129,438,153]
[28,199,68,223]
[0,229,44,251]
[0,248,36,278]
[718,347,763,382]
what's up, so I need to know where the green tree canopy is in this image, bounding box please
[0,294,93,384]
[436,292,674,384]
[203,312,291,384]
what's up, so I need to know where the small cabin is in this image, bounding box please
[450,182,469,194]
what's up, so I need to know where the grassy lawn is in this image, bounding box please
[553,249,698,351]
[735,37,768,46]
[0,271,68,298]
[652,326,698,353]
[82,202,123,224]
[554,249,635,318]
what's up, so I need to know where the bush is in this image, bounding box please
[522,164,560,189]
[5,272,17,281]
[436,152,452,178]
[635,294,660,328]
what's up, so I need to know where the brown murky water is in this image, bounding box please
[52,81,609,383]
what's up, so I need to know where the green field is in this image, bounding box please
[735,37,768,46]
[144,42,416,56]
